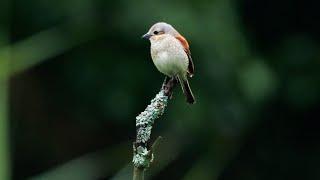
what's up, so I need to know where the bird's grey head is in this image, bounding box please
[142,22,179,40]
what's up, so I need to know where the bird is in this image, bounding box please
[142,22,195,104]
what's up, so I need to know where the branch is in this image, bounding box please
[132,77,177,180]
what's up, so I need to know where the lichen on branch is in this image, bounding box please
[132,77,177,170]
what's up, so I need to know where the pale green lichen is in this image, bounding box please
[132,146,154,168]
[135,90,168,144]
[133,89,168,168]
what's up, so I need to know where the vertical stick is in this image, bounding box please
[0,47,10,180]
[0,0,10,175]
[132,77,177,180]
[133,167,144,180]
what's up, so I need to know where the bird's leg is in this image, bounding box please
[162,76,177,98]
[162,76,170,94]
[164,76,170,86]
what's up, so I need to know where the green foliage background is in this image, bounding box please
[0,0,319,179]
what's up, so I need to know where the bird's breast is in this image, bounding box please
[150,38,188,77]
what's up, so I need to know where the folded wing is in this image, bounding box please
[175,35,194,77]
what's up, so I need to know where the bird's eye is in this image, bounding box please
[154,31,159,35]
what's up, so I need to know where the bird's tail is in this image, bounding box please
[177,76,195,104]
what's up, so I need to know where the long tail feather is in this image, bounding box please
[177,76,195,104]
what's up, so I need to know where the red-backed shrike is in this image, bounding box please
[142,22,195,104]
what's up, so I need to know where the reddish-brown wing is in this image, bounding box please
[175,35,194,77]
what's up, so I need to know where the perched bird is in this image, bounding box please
[142,22,195,104]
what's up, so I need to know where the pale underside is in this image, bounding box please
[150,34,189,79]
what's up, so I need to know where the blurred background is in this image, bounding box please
[0,0,319,179]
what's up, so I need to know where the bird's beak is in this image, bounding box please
[142,33,152,40]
